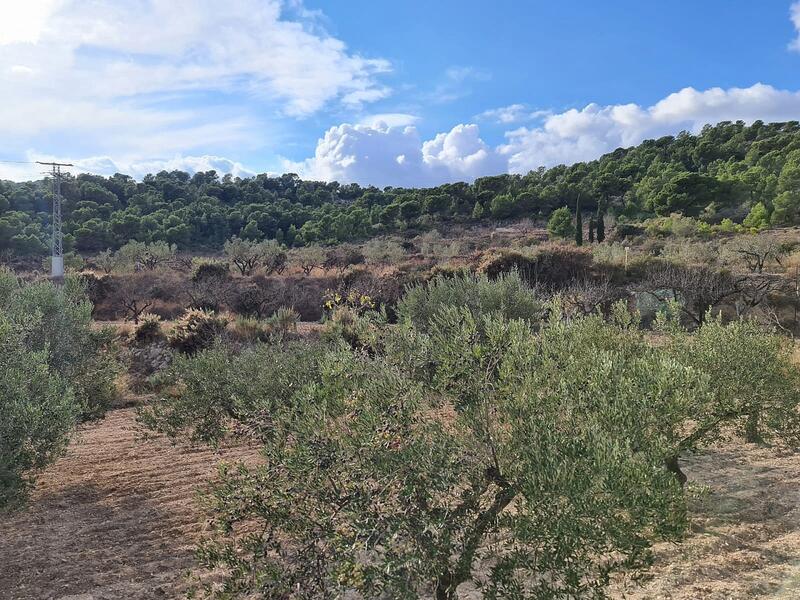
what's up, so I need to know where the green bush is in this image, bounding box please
[191,259,230,283]
[133,312,163,344]
[139,342,326,444]
[0,316,78,509]
[151,309,691,599]
[0,269,118,508]
[267,306,299,336]
[0,269,118,420]
[396,270,541,333]
[547,205,574,239]
[168,308,228,355]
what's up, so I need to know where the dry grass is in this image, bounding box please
[610,442,800,600]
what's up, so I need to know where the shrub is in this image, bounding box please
[547,206,574,239]
[168,308,228,355]
[228,316,270,344]
[0,269,119,507]
[396,270,541,333]
[139,342,326,444]
[0,315,78,509]
[267,306,299,337]
[479,245,593,288]
[0,270,118,420]
[191,259,230,283]
[133,312,163,344]
[362,239,405,265]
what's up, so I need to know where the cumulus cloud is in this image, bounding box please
[502,83,800,173]
[289,83,800,187]
[357,113,420,128]
[289,122,503,187]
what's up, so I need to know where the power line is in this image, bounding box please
[0,160,37,164]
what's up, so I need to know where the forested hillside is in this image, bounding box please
[2,120,799,256]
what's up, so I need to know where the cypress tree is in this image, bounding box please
[596,210,605,242]
[575,195,583,246]
[588,216,595,243]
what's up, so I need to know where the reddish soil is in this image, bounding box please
[0,407,256,600]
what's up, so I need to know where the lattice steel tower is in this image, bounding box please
[36,161,73,278]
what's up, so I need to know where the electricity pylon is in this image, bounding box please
[36,161,73,278]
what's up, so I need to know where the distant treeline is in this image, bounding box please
[2,120,799,256]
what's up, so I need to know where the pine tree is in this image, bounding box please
[471,201,485,220]
[575,195,583,246]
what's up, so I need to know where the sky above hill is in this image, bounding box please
[1,0,800,185]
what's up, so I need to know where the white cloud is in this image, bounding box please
[0,0,390,174]
[288,121,503,187]
[476,104,529,124]
[357,113,419,128]
[476,104,552,124]
[790,1,800,51]
[289,83,800,187]
[0,151,254,182]
[502,83,800,173]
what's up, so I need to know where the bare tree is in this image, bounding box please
[725,234,787,274]
[562,276,624,316]
[111,277,153,323]
[644,262,743,325]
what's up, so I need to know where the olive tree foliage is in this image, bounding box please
[146,307,695,599]
[115,240,176,270]
[664,311,800,446]
[0,269,118,419]
[224,237,287,276]
[292,244,326,275]
[223,236,261,276]
[142,271,800,598]
[395,270,542,333]
[0,316,78,510]
[0,269,118,509]
[722,234,789,274]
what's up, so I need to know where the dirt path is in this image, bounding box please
[4,408,800,599]
[0,406,255,600]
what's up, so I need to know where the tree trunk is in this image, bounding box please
[745,411,762,444]
[665,455,687,486]
[435,573,457,600]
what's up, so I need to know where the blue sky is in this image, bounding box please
[1,1,800,185]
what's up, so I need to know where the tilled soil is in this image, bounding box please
[3,407,800,599]
[0,407,256,600]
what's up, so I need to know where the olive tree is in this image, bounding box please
[147,308,690,599]
[667,314,800,446]
[223,236,261,276]
[0,316,78,510]
[115,240,176,271]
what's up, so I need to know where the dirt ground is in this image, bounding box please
[3,408,800,600]
[610,444,800,600]
[0,406,257,600]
